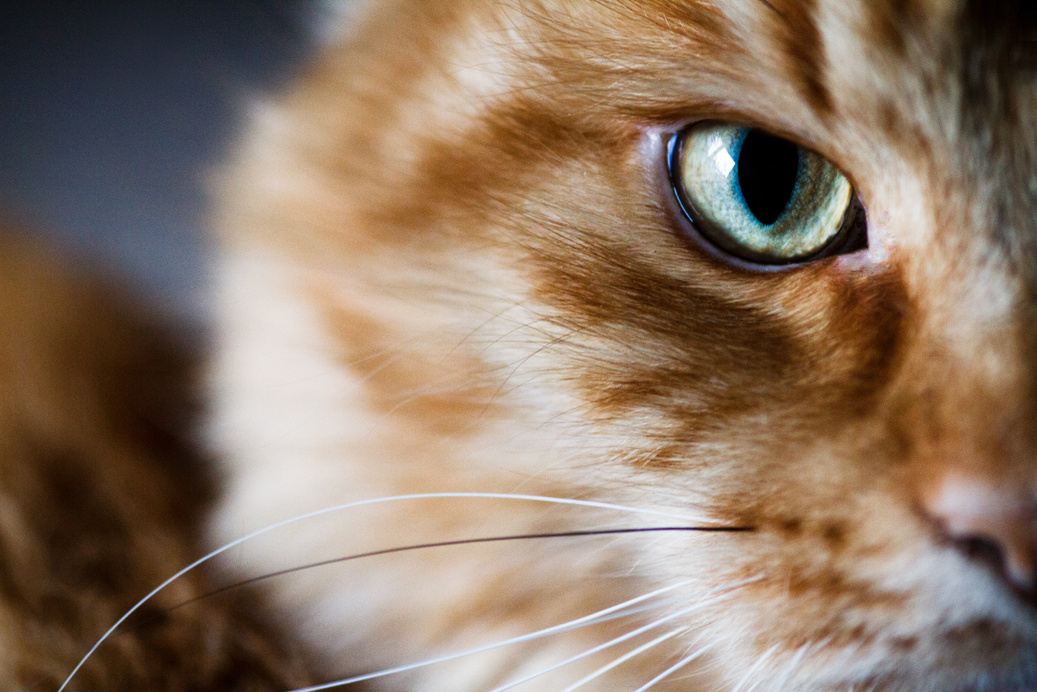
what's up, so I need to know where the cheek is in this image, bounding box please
[453,113,935,633]
[520,235,909,469]
[500,225,925,625]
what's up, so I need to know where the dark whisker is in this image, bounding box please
[61,493,743,689]
[130,525,753,631]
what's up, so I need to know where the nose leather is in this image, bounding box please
[923,474,1037,592]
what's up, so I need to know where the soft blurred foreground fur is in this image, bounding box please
[0,231,317,689]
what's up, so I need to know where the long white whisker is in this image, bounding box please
[488,577,761,692]
[59,492,730,691]
[633,641,715,692]
[581,595,684,624]
[284,579,741,692]
[557,628,687,692]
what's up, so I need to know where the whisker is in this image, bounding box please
[534,594,687,633]
[632,641,715,692]
[141,527,749,625]
[287,577,762,692]
[488,576,762,692]
[557,628,687,692]
[283,579,707,692]
[58,492,747,691]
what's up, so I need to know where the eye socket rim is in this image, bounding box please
[665,122,868,268]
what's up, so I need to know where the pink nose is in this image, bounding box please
[923,475,1037,595]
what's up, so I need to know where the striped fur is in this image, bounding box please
[9,0,1034,689]
[209,1,1037,690]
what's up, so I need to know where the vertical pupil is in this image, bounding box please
[736,129,799,226]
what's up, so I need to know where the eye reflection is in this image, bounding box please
[706,132,737,178]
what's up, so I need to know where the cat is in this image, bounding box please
[16,0,1037,690]
[203,0,1037,689]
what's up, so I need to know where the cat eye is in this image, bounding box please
[670,122,866,265]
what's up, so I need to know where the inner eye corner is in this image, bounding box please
[665,122,868,268]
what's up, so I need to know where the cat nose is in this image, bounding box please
[922,474,1037,595]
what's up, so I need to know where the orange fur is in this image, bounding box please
[210,1,1037,689]
[7,0,1037,689]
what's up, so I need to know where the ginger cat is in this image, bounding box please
[10,1,1037,690]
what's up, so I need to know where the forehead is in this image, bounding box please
[517,0,1034,127]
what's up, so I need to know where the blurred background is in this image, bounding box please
[0,1,316,324]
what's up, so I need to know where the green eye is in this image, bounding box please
[670,122,866,264]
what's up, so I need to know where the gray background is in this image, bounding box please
[0,1,312,323]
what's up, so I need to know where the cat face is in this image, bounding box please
[211,1,1037,689]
